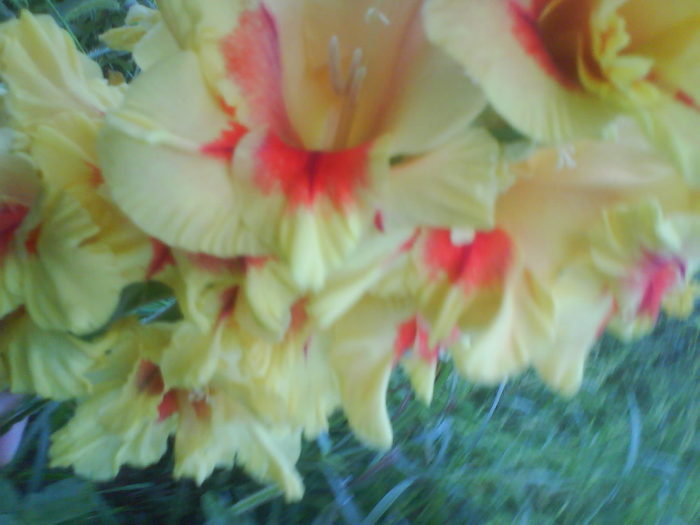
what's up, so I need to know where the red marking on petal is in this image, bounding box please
[393,316,440,364]
[0,204,29,258]
[647,72,700,113]
[217,96,237,117]
[373,211,385,232]
[146,238,175,279]
[244,256,268,270]
[290,298,308,334]
[191,398,211,420]
[415,324,439,362]
[508,1,578,89]
[221,6,295,140]
[24,226,41,256]
[675,90,700,113]
[188,253,246,274]
[219,286,240,321]
[157,389,179,421]
[255,133,370,208]
[424,229,512,291]
[393,318,418,362]
[135,360,165,396]
[200,121,248,161]
[400,229,420,253]
[637,258,683,320]
[85,162,103,186]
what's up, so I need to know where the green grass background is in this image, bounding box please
[0,1,698,523]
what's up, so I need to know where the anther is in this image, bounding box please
[365,7,390,25]
[346,48,364,92]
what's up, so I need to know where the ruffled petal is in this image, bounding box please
[172,390,304,500]
[529,267,613,395]
[0,12,122,130]
[50,392,174,480]
[30,113,152,281]
[160,321,222,388]
[637,97,700,184]
[328,297,410,449]
[20,190,127,334]
[228,329,339,437]
[0,312,109,399]
[382,128,502,231]
[425,0,616,142]
[450,268,555,384]
[309,228,410,327]
[100,4,181,71]
[99,50,253,256]
[499,140,686,279]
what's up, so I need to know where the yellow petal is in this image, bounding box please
[309,228,410,327]
[277,205,366,292]
[401,354,437,405]
[100,5,162,52]
[500,140,685,280]
[328,297,410,449]
[529,268,613,396]
[50,391,173,480]
[0,254,22,318]
[451,268,555,385]
[100,4,180,71]
[160,321,222,388]
[99,50,257,257]
[20,190,126,334]
[0,12,122,131]
[241,258,300,337]
[382,128,503,231]
[425,0,616,142]
[0,312,108,399]
[364,13,486,156]
[229,330,339,438]
[173,390,304,500]
[637,97,700,184]
[30,113,152,282]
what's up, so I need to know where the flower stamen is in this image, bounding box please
[327,36,367,149]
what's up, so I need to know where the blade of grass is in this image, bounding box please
[45,0,86,53]
[228,485,283,516]
[623,391,641,475]
[363,476,417,525]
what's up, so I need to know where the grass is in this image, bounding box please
[1,1,699,523]
[2,312,698,523]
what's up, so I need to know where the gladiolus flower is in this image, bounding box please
[426,0,700,179]
[491,137,699,393]
[99,0,501,291]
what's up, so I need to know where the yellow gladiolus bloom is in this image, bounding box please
[0,11,155,333]
[426,0,700,179]
[98,0,500,291]
[493,137,697,394]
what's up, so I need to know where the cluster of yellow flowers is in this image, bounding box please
[1,0,698,499]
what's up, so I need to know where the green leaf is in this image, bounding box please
[20,479,106,525]
[0,478,21,514]
[228,486,283,516]
[0,398,50,435]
